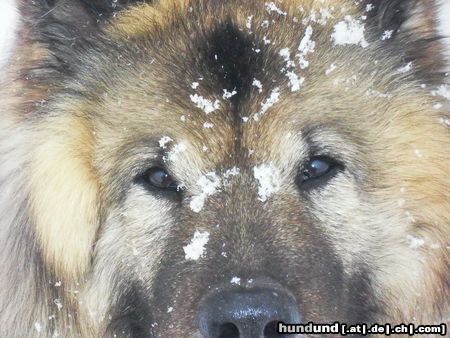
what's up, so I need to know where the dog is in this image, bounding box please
[0,0,448,336]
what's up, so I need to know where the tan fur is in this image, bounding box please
[0,0,448,336]
[30,111,100,279]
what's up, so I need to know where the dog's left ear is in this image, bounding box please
[363,0,445,79]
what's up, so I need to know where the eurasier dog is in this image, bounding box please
[0,0,448,337]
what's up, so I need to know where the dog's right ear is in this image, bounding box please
[19,1,152,78]
[77,0,154,18]
[22,1,154,34]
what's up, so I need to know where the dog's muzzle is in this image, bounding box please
[198,278,300,337]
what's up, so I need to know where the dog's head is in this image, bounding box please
[19,0,449,336]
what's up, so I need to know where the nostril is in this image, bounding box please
[218,322,239,338]
[264,321,277,337]
[264,321,287,337]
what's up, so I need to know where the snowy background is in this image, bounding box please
[0,0,449,69]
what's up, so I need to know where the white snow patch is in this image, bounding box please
[263,35,271,45]
[252,78,263,92]
[183,231,210,260]
[265,2,286,16]
[279,48,290,59]
[433,103,443,109]
[167,307,173,313]
[279,47,291,60]
[224,166,240,178]
[34,322,42,333]
[54,299,63,311]
[222,89,237,99]
[406,235,425,249]
[254,87,281,120]
[438,117,450,126]
[190,172,221,212]
[167,142,187,161]
[246,15,254,29]
[203,122,214,129]
[191,82,199,89]
[159,136,173,149]
[331,16,368,48]
[431,84,450,100]
[365,4,375,12]
[286,71,305,92]
[302,9,332,26]
[366,89,392,99]
[296,25,315,69]
[230,277,241,285]
[325,63,337,75]
[381,30,393,40]
[190,94,220,114]
[430,243,441,249]
[397,62,413,73]
[317,8,334,25]
[279,48,295,68]
[253,164,281,202]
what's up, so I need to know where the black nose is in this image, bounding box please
[198,280,300,338]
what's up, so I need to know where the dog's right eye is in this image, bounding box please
[143,167,179,191]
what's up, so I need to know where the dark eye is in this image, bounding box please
[298,156,342,189]
[144,167,179,191]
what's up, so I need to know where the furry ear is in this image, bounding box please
[363,0,445,82]
[77,0,153,17]
[20,1,149,79]
[364,0,438,37]
[25,1,152,22]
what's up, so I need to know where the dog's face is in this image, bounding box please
[18,0,448,336]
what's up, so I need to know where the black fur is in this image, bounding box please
[105,284,152,337]
[77,0,153,17]
[363,0,418,35]
[362,0,446,84]
[200,21,265,107]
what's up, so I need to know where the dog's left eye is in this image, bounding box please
[298,156,342,189]
[144,167,179,191]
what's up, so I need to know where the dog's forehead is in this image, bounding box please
[117,36,312,152]
[97,3,388,171]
